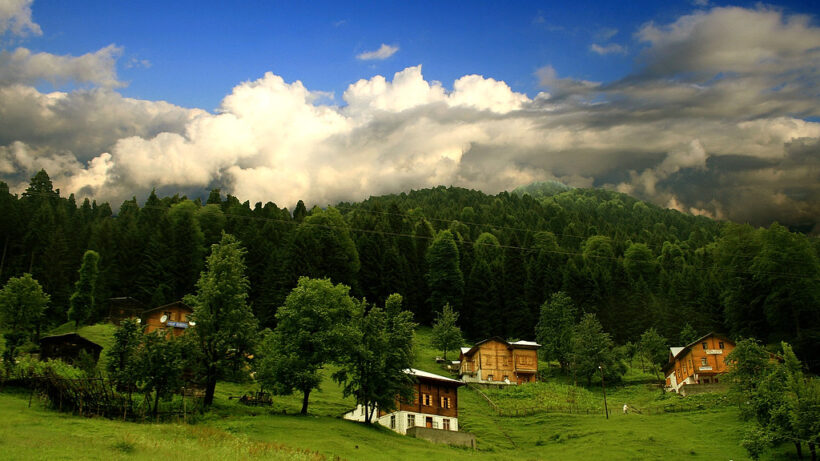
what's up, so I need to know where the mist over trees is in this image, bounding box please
[1,170,818,368]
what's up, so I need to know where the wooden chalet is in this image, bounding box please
[458,337,541,385]
[344,368,464,435]
[106,297,146,325]
[664,332,735,393]
[141,301,194,337]
[39,333,103,365]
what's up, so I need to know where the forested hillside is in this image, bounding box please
[1,170,818,366]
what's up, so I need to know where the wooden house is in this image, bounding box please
[141,301,194,337]
[344,368,464,435]
[39,333,103,365]
[106,297,146,325]
[664,333,735,393]
[458,337,541,385]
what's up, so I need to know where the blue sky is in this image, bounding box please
[1,0,820,229]
[24,0,818,110]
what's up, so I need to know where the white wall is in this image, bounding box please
[344,405,459,435]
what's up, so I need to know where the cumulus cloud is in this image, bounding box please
[0,45,122,87]
[1,5,819,230]
[0,0,40,37]
[356,43,398,60]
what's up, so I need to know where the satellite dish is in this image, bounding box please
[160,314,168,323]
[189,320,196,326]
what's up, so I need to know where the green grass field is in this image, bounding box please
[0,323,797,460]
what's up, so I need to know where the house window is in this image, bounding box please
[702,342,708,350]
[487,374,494,381]
[443,419,451,430]
[440,396,450,409]
[390,414,396,429]
[422,394,432,406]
[503,375,509,382]
[407,414,415,427]
[719,341,724,349]
[701,358,708,366]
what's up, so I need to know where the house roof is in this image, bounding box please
[669,347,685,358]
[405,368,463,385]
[142,300,192,316]
[39,333,103,351]
[460,337,541,357]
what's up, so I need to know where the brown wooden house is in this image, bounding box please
[141,301,194,337]
[39,333,103,365]
[458,337,541,385]
[664,332,735,393]
[344,368,464,434]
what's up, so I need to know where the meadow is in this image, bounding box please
[0,325,796,460]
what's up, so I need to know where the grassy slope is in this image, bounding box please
[0,323,797,460]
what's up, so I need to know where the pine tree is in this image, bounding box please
[426,230,463,322]
[68,250,100,328]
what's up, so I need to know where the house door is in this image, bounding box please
[425,417,433,428]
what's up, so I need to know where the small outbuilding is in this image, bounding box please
[39,333,103,365]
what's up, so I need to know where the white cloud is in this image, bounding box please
[356,43,399,61]
[0,0,40,37]
[1,6,819,227]
[590,43,626,55]
[0,45,122,87]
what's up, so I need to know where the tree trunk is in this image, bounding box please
[300,388,311,415]
[153,391,160,418]
[808,442,815,461]
[795,441,803,459]
[203,366,217,406]
[0,235,8,279]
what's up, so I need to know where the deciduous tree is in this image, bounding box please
[185,233,258,406]
[431,303,463,361]
[260,277,358,414]
[334,294,416,423]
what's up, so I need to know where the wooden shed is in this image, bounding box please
[39,333,103,365]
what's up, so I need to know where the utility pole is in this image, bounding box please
[599,364,609,419]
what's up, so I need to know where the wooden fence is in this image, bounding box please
[6,372,202,423]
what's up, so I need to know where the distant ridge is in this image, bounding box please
[511,181,573,199]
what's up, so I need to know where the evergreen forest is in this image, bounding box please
[1,171,818,368]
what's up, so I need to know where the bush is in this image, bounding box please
[8,356,84,380]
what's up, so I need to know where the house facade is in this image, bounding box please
[664,333,735,393]
[142,301,194,337]
[343,368,463,435]
[458,337,540,385]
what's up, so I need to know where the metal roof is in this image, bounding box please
[404,368,463,385]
